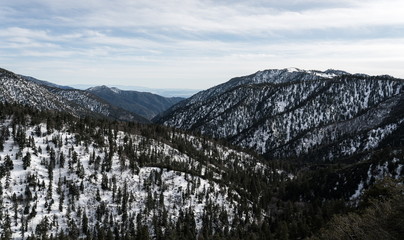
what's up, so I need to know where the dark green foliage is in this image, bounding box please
[22,152,31,170]
[3,155,13,170]
[101,173,109,190]
[35,216,49,238]
[310,178,404,240]
[1,212,12,240]
[0,102,403,240]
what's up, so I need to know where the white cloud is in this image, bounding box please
[1,0,403,89]
[4,0,404,32]
[2,37,402,89]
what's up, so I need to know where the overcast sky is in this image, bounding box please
[1,0,404,89]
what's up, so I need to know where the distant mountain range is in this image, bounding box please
[0,68,147,123]
[87,85,184,120]
[18,76,199,98]
[155,68,404,162]
[0,69,185,121]
[70,84,199,98]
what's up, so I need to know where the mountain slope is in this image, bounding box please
[0,103,287,239]
[0,68,148,123]
[0,85,402,240]
[87,85,184,120]
[19,75,74,90]
[155,68,404,162]
[47,87,148,123]
[0,68,78,112]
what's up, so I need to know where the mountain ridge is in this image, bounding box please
[0,68,149,123]
[155,68,404,162]
[0,67,403,239]
[19,75,74,90]
[87,85,184,120]
[16,72,185,120]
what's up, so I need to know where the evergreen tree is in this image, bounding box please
[22,152,31,170]
[82,211,89,235]
[3,155,13,170]
[1,212,12,240]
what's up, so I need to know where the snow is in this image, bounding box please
[276,101,287,112]
[350,181,364,200]
[110,87,121,94]
[286,67,300,73]
[1,116,273,238]
[160,70,403,161]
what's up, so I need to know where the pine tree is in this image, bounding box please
[3,155,13,170]
[68,219,80,239]
[101,174,109,190]
[59,191,64,212]
[1,212,12,240]
[82,211,89,235]
[96,189,101,202]
[22,152,31,170]
[72,150,78,164]
[0,133,4,152]
[59,152,65,168]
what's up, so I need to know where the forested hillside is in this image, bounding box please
[0,103,402,239]
[1,67,404,239]
[156,68,404,162]
[87,85,183,120]
[0,68,148,123]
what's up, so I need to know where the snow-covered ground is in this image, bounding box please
[0,116,269,239]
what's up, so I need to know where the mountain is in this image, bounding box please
[18,72,186,120]
[46,87,149,123]
[87,85,184,120]
[70,84,198,98]
[0,70,403,239]
[0,68,148,123]
[0,103,291,239]
[19,75,74,90]
[155,68,404,162]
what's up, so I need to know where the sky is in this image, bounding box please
[1,0,404,90]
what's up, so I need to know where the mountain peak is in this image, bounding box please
[249,68,349,85]
[286,67,301,72]
[324,69,349,75]
[87,85,111,91]
[156,68,404,161]
[176,67,350,109]
[88,85,122,94]
[110,86,122,94]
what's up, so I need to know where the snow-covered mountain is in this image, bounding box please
[0,69,403,239]
[87,85,184,120]
[18,72,185,120]
[0,103,291,239]
[0,68,148,123]
[155,68,404,161]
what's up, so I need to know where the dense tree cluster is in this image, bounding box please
[0,102,403,240]
[310,177,404,240]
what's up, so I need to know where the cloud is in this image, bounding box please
[3,36,402,89]
[1,0,403,88]
[4,0,404,33]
